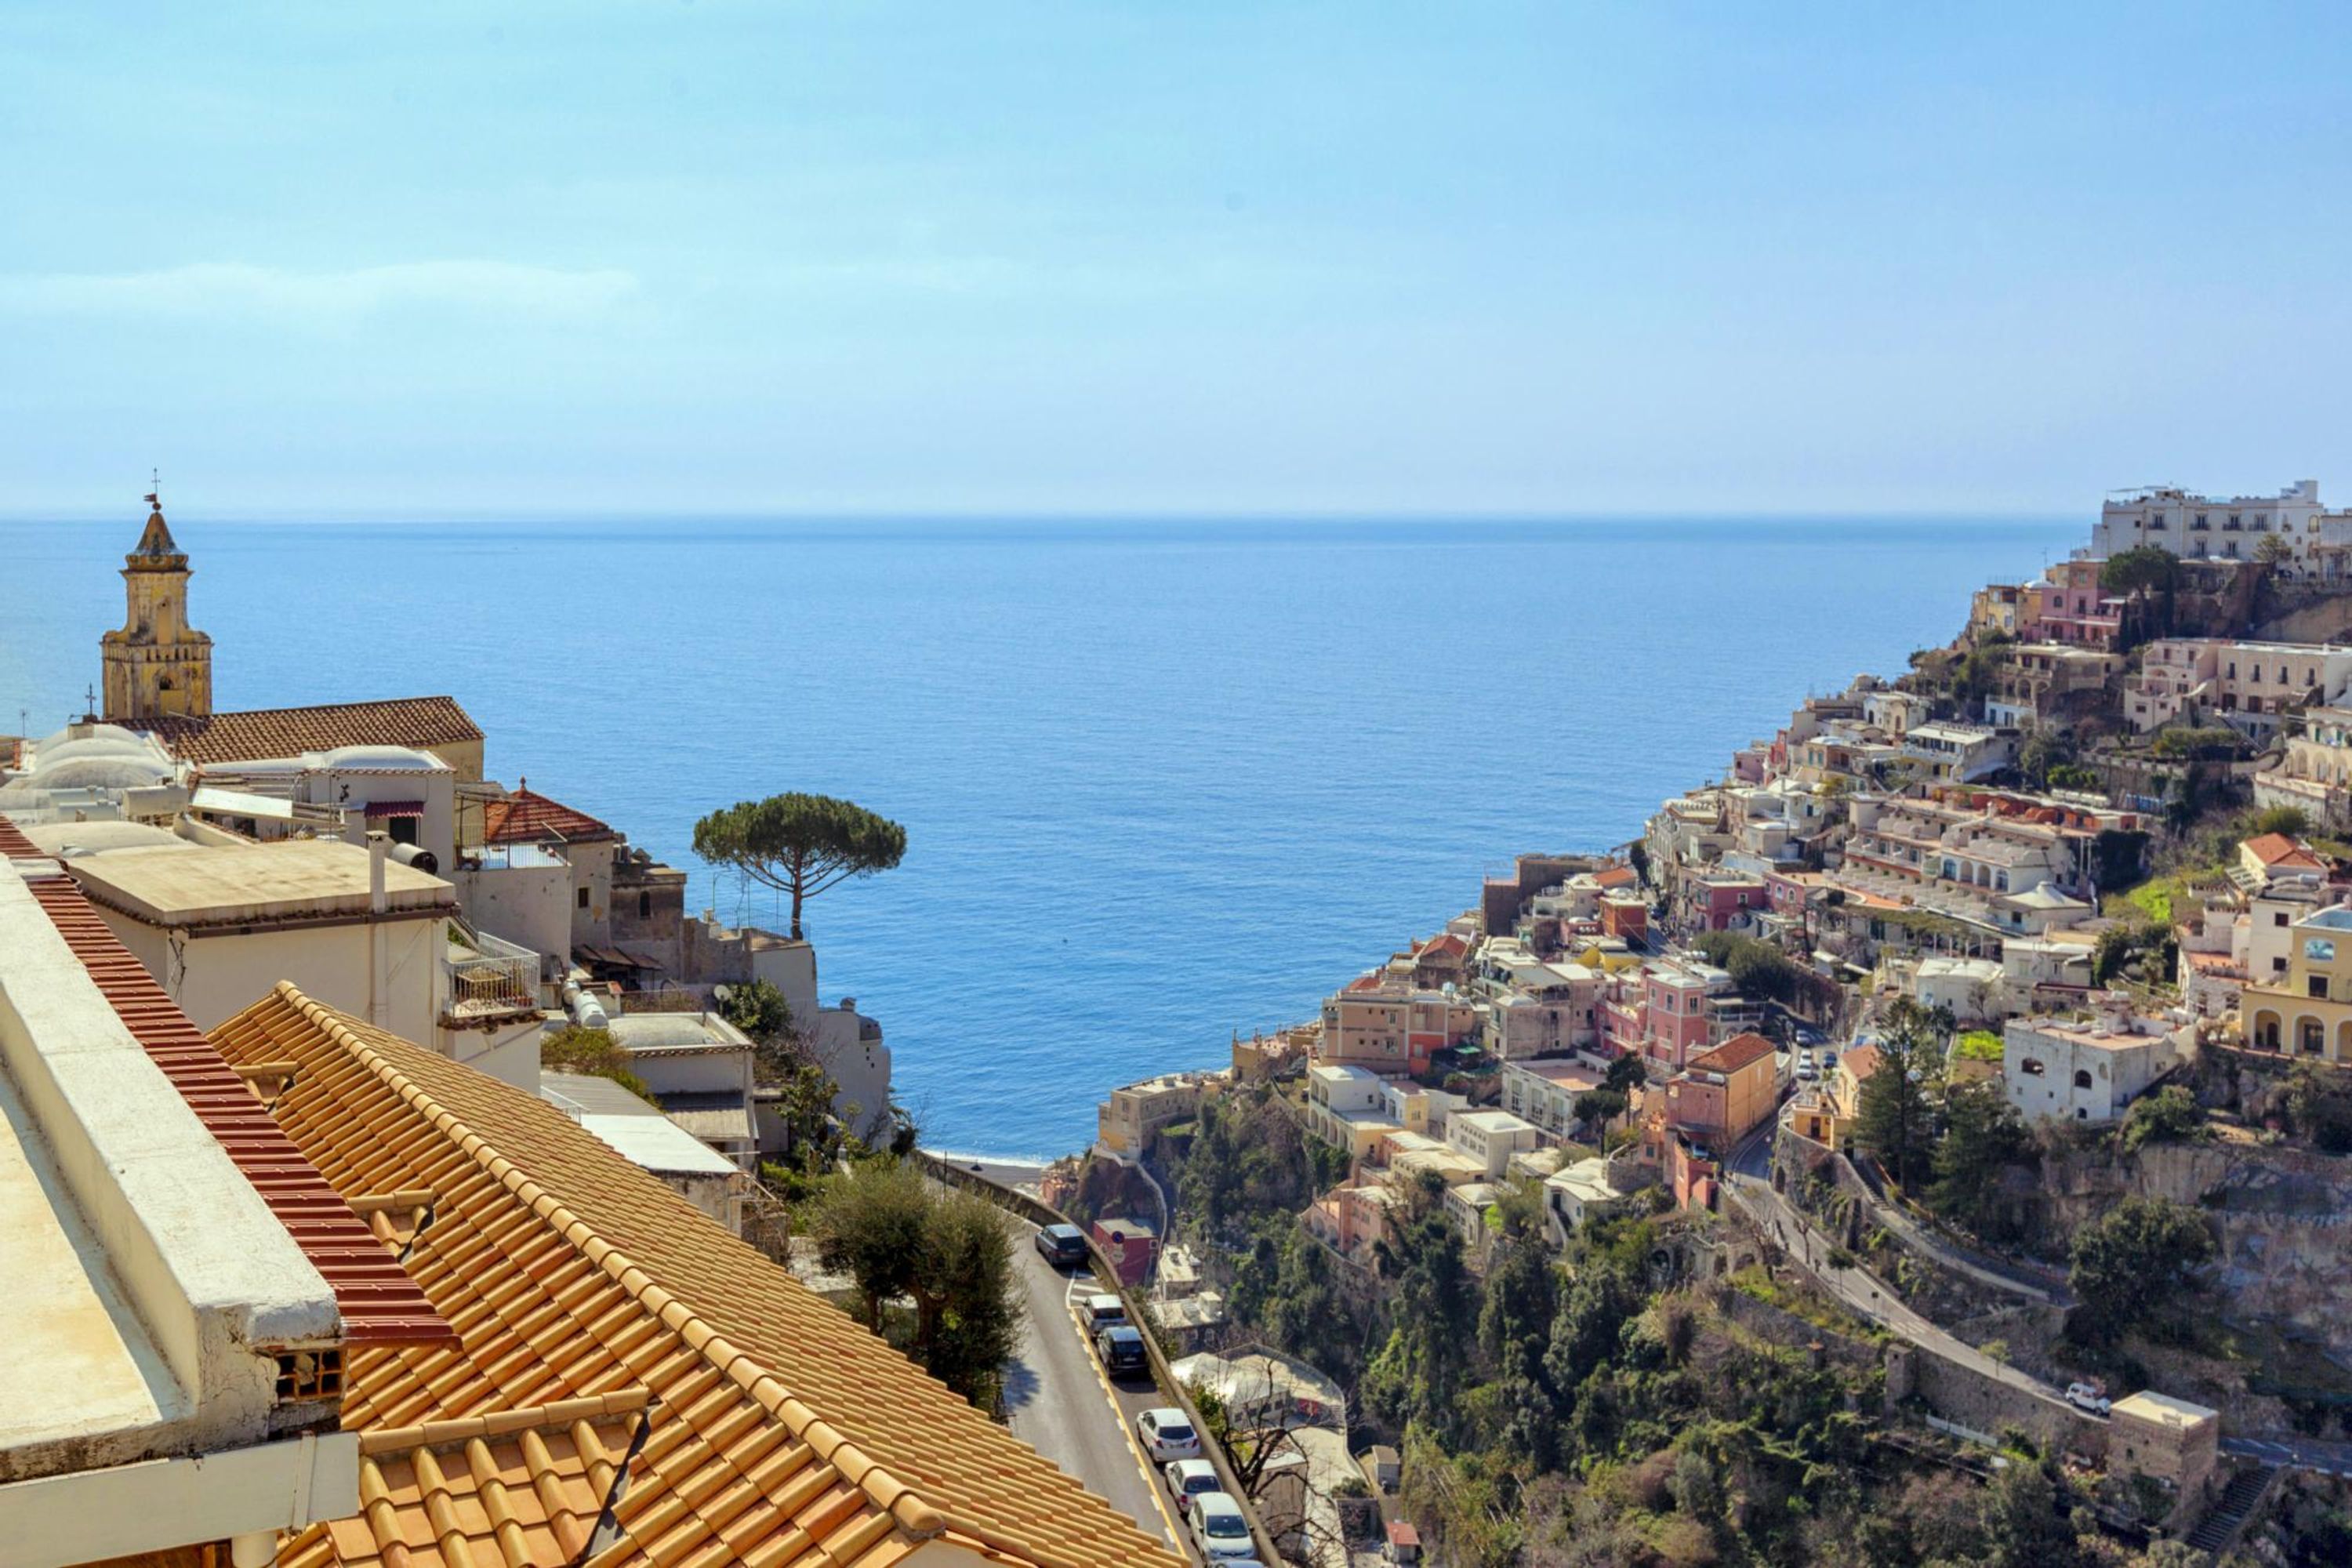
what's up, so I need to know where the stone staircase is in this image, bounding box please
[2185,1462,2278,1555]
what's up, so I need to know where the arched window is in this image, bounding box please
[2073,1069,2093,1091]
[2302,1018,2328,1055]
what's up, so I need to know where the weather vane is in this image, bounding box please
[146,466,159,510]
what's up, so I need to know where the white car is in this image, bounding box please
[1185,1490,1256,1560]
[2065,1381,2111,1416]
[1165,1457,1221,1501]
[1135,1406,1203,1462]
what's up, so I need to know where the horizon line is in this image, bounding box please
[0,506,2082,528]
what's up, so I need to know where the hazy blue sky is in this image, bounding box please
[6,4,2350,518]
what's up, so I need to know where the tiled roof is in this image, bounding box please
[138,697,483,767]
[481,787,617,846]
[2244,832,2324,870]
[0,817,452,1348]
[212,983,1184,1568]
[1686,1032,1777,1076]
[1841,1044,1885,1083]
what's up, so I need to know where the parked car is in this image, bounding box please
[1135,1406,1203,1462]
[1795,1061,1820,1082]
[1094,1323,1147,1376]
[1034,1223,1088,1267]
[1165,1457,1221,1501]
[2066,1381,2111,1416]
[1184,1490,1256,1560]
[1083,1293,1127,1330]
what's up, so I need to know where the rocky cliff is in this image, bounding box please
[2041,1138,2352,1367]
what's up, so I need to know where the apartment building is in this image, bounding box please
[1900,722,2018,784]
[1306,1062,1404,1163]
[2023,558,2125,648]
[2092,480,2328,568]
[2255,704,2352,829]
[1659,1033,1780,1149]
[2123,638,2352,737]
[1446,1108,1544,1179]
[1984,644,2122,728]
[1098,1069,1213,1159]
[1318,972,1479,1073]
[1499,1054,1606,1137]
[2243,904,2352,1063]
[2005,1003,2187,1123]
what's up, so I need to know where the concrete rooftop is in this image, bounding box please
[65,838,453,927]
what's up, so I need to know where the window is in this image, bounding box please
[2303,1019,2328,1055]
[577,886,590,909]
[2073,1069,2093,1091]
[2313,976,2332,1000]
[2277,912,2292,927]
[2020,1058,2046,1076]
[2308,938,2336,963]
[387,815,419,847]
[638,891,652,920]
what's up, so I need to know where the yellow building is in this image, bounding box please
[100,493,213,723]
[2243,906,2352,1062]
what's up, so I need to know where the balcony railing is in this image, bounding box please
[445,927,542,1020]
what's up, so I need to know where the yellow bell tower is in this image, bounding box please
[100,488,212,722]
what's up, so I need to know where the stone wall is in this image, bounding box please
[1894,1339,2107,1463]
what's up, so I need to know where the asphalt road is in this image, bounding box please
[2225,1433,2352,1478]
[1001,1219,1194,1563]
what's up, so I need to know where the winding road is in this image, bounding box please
[999,1214,1194,1563]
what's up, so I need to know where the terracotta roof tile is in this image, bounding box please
[481,788,617,846]
[209,984,1183,1568]
[137,697,483,768]
[0,834,450,1347]
[1686,1031,1777,1076]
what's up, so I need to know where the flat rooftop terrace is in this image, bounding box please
[67,837,452,927]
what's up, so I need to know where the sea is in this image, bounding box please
[0,515,2076,1158]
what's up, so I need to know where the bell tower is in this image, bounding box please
[100,487,212,722]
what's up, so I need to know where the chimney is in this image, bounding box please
[365,829,390,1028]
[367,829,390,914]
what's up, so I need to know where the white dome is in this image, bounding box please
[315,746,443,771]
[33,723,147,754]
[31,756,174,790]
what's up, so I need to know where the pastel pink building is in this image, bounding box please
[2024,560,2124,649]
[1693,873,1769,932]
[1599,962,1722,1074]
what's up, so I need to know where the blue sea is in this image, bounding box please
[0,515,2073,1156]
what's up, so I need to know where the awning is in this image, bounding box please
[363,799,425,818]
[574,943,657,971]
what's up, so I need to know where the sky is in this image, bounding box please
[5,3,2351,520]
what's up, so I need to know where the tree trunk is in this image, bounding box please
[790,874,805,938]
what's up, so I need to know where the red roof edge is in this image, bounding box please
[0,815,451,1346]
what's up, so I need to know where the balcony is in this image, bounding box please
[444,926,544,1022]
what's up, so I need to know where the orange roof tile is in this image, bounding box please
[211,984,1184,1568]
[2244,832,2324,870]
[1841,1044,1885,1083]
[139,697,482,768]
[1686,1032,1777,1076]
[481,787,617,846]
